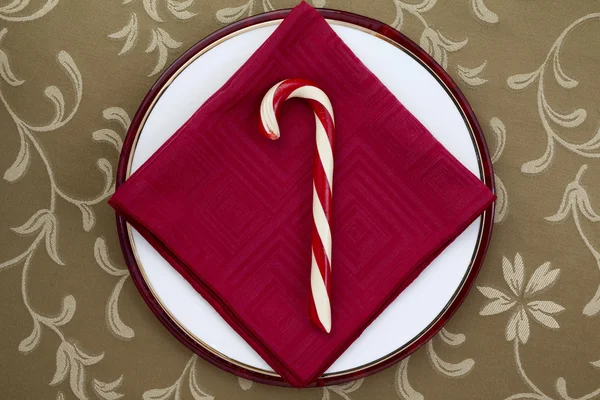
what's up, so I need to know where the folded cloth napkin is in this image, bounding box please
[110,1,495,387]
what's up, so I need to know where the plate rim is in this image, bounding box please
[114,8,495,387]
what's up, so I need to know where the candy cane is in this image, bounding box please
[259,78,334,333]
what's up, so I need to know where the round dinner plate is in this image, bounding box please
[115,9,494,386]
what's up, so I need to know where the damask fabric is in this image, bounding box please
[108,2,494,387]
[0,0,599,399]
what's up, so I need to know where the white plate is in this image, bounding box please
[128,21,483,375]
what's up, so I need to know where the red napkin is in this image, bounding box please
[110,2,495,387]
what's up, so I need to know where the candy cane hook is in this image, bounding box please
[259,78,334,333]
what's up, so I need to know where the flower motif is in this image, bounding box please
[478,253,564,344]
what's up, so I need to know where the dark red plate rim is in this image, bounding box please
[114,7,495,387]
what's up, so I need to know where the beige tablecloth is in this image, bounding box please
[2,1,600,399]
